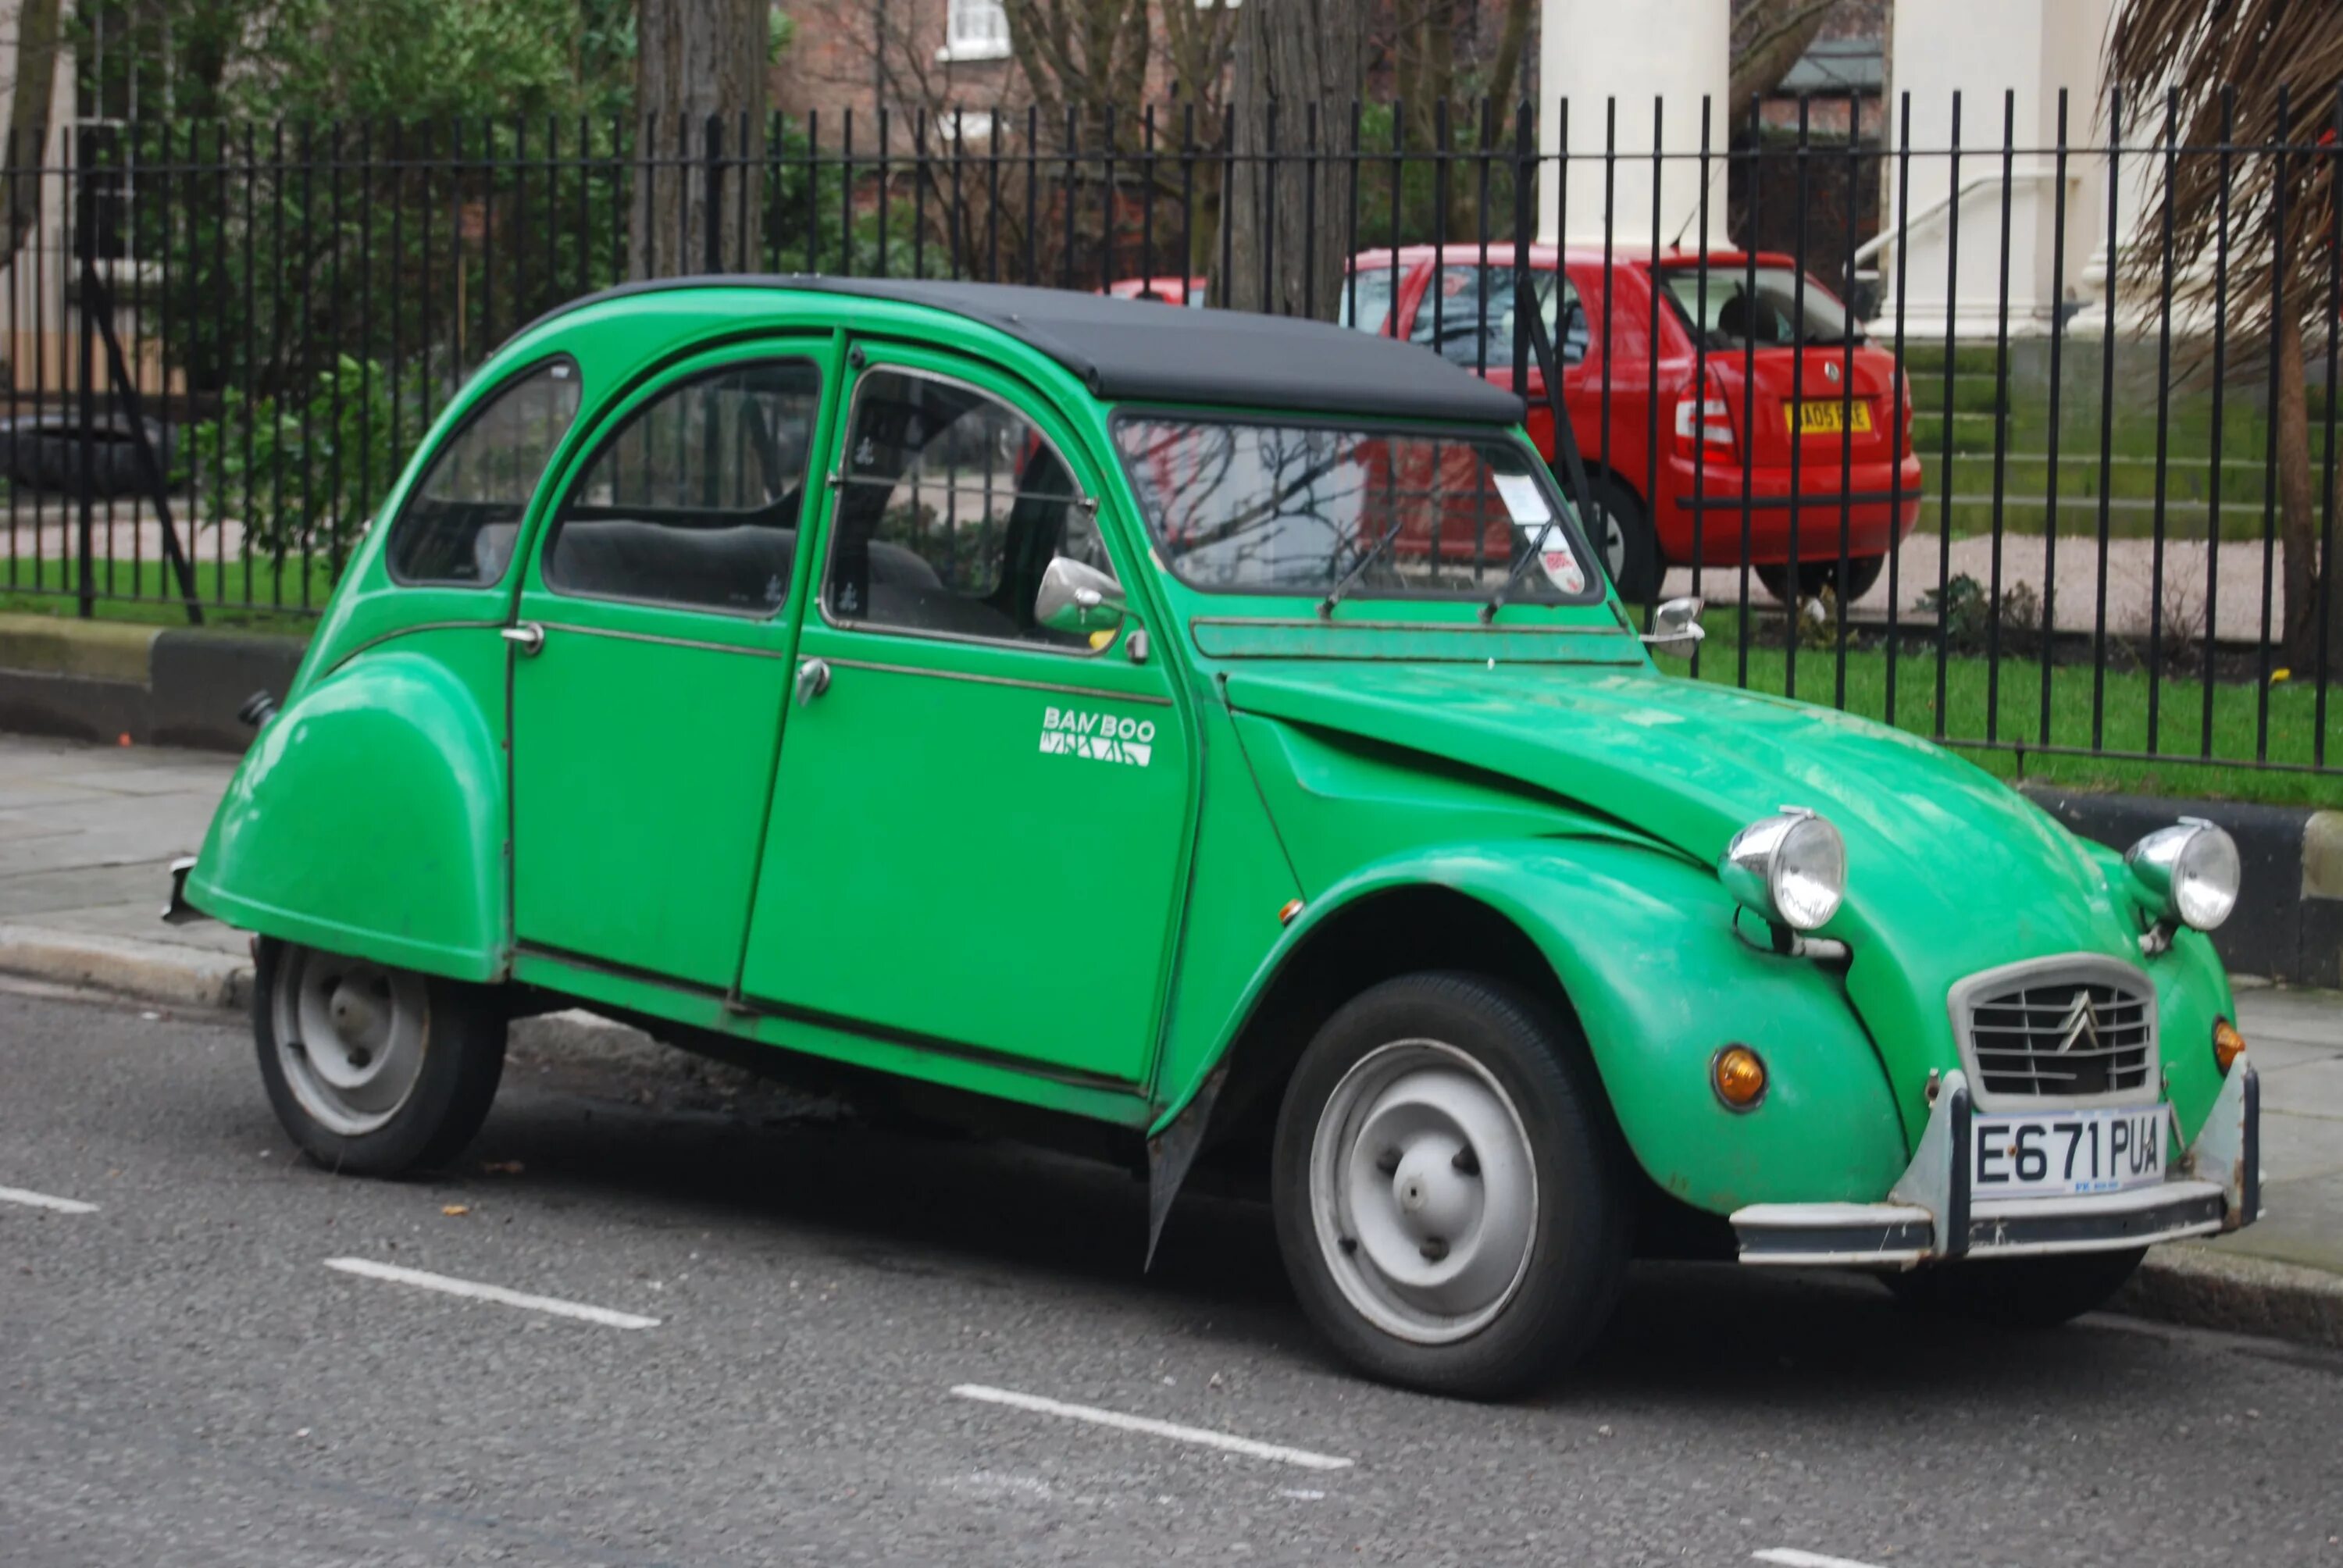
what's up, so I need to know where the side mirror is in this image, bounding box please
[1034,555,1126,635]
[1640,596,1706,654]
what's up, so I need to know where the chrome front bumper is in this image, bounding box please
[1731,1060,2261,1268]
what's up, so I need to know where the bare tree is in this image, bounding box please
[631,0,768,278]
[2,0,62,262]
[2107,1,2343,673]
[1730,0,1840,107]
[1218,0,1364,319]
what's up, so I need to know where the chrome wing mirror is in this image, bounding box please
[1035,555,1126,634]
[1640,595,1705,654]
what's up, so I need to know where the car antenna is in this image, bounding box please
[1664,160,1724,252]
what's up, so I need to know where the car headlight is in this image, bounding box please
[2124,817,2240,932]
[1719,807,1846,932]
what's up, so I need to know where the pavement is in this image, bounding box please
[1663,531,2290,645]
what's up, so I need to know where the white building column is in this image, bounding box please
[1878,0,2114,340]
[1537,0,1731,248]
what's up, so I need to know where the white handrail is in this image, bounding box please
[1852,169,2061,268]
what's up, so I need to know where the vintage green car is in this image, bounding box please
[173,277,2262,1398]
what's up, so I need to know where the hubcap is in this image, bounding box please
[272,947,429,1136]
[1308,1039,1539,1345]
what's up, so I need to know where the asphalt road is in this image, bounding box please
[4,982,2341,1568]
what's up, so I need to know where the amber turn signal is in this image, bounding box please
[2213,1017,2248,1074]
[1711,1044,1768,1110]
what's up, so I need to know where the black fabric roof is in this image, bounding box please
[537,275,1528,426]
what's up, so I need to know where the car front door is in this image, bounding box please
[736,346,1189,1087]
[508,342,834,990]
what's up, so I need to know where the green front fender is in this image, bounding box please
[185,634,508,982]
[1161,836,1914,1217]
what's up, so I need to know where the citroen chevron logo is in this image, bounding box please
[2057,993,2100,1054]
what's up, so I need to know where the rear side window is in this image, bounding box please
[1659,265,1856,348]
[542,360,823,615]
[387,359,581,585]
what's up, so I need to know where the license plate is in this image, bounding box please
[1971,1105,2164,1198]
[1785,401,1874,435]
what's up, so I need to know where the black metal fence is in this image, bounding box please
[7,93,2341,786]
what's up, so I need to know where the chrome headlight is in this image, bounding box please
[1720,807,1846,932]
[2124,818,2240,932]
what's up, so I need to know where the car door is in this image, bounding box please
[735,345,1187,1087]
[508,342,835,990]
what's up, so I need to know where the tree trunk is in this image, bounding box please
[1218,0,1364,321]
[2,0,62,262]
[2275,310,2341,675]
[631,0,768,280]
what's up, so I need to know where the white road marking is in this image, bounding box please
[0,1184,98,1214]
[323,1257,662,1329]
[948,1383,1353,1471]
[1755,1549,1888,1568]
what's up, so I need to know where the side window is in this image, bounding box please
[825,368,1109,651]
[387,358,581,584]
[1410,266,1585,369]
[542,360,822,615]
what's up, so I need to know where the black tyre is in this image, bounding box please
[1755,552,1888,606]
[1271,971,1630,1399]
[1581,473,1660,603]
[1880,1246,2146,1328]
[253,938,508,1176]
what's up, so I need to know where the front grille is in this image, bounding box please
[1956,963,2156,1101]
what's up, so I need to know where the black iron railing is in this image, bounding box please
[1,94,2337,784]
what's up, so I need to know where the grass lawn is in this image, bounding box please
[0,556,331,632]
[1664,608,2343,809]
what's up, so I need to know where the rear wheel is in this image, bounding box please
[1271,971,1629,1399]
[1755,552,1888,606]
[254,939,507,1176]
[1880,1246,2146,1328]
[1582,474,1660,603]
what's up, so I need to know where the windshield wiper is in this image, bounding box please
[1319,519,1410,618]
[1481,517,1569,622]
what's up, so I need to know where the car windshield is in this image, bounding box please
[1111,416,1600,605]
[1659,265,1857,347]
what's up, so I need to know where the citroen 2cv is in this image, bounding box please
[173,278,2261,1397]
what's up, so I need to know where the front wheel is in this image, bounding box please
[1879,1246,2146,1328]
[254,939,508,1176]
[1271,971,1629,1399]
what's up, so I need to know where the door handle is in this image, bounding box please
[501,622,546,657]
[795,657,832,705]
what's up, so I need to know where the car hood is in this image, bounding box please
[1224,659,2152,1102]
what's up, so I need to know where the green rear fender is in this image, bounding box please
[1163,836,1913,1216]
[186,637,508,982]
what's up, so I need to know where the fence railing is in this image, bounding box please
[4,93,2340,784]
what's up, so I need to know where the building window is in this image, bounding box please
[938,0,1011,62]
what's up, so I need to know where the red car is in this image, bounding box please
[1104,275,1208,307]
[1345,244,1921,601]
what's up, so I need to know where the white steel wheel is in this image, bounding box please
[1309,1039,1540,1345]
[1272,971,1629,1399]
[270,946,433,1137]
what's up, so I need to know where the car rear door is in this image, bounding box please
[507,340,836,990]
[734,343,1190,1088]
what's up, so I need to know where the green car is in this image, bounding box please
[173,278,2263,1399]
